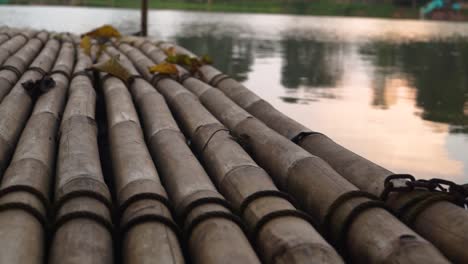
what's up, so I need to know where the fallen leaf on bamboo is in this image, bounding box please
[201,55,213,65]
[148,63,179,75]
[97,44,108,59]
[163,47,176,56]
[52,33,67,42]
[91,55,132,83]
[80,36,92,56]
[83,25,121,39]
[165,54,191,65]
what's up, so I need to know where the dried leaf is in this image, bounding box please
[163,52,213,75]
[148,63,179,75]
[91,55,132,83]
[163,47,176,56]
[80,36,92,56]
[185,56,196,67]
[83,25,121,39]
[52,33,66,42]
[201,55,213,65]
[165,55,178,64]
[165,54,191,65]
[97,44,107,59]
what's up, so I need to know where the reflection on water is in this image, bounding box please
[281,39,345,90]
[363,41,468,133]
[175,32,253,82]
[0,6,467,182]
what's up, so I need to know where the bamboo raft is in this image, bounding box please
[0,25,466,264]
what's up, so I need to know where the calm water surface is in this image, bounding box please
[1,5,467,183]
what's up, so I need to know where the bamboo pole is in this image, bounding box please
[113,44,343,264]
[0,29,10,46]
[133,42,452,264]
[0,35,59,181]
[0,30,37,66]
[0,31,49,102]
[49,46,114,264]
[97,53,185,264]
[158,42,468,263]
[112,45,321,264]
[0,37,71,264]
[102,48,261,263]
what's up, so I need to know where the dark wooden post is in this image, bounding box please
[141,0,148,36]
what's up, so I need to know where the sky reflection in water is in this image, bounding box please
[0,5,467,182]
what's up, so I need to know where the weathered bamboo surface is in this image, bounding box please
[0,36,69,264]
[158,42,468,263]
[0,30,38,66]
[0,31,48,101]
[101,48,262,264]
[98,52,185,264]
[132,41,453,264]
[117,42,344,264]
[50,46,114,264]
[0,27,10,46]
[0,34,57,181]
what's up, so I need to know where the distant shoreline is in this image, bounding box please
[1,1,422,19]
[4,1,468,21]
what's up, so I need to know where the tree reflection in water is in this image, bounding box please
[361,40,468,133]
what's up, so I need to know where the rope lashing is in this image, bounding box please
[321,190,388,256]
[381,174,468,212]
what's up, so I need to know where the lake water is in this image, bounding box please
[1,5,467,183]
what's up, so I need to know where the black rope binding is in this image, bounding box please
[321,190,388,256]
[209,73,231,87]
[151,73,175,87]
[50,69,71,80]
[0,65,22,79]
[380,174,468,226]
[17,33,29,41]
[179,73,192,83]
[54,211,114,234]
[381,174,468,210]
[27,66,47,76]
[118,192,171,219]
[0,33,11,40]
[177,197,234,225]
[239,190,298,218]
[127,75,144,86]
[71,69,93,80]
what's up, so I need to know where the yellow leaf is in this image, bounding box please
[148,63,179,75]
[80,36,92,56]
[165,55,178,64]
[83,25,121,39]
[97,44,107,59]
[91,55,132,83]
[163,47,176,57]
[52,33,66,42]
[201,55,213,65]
